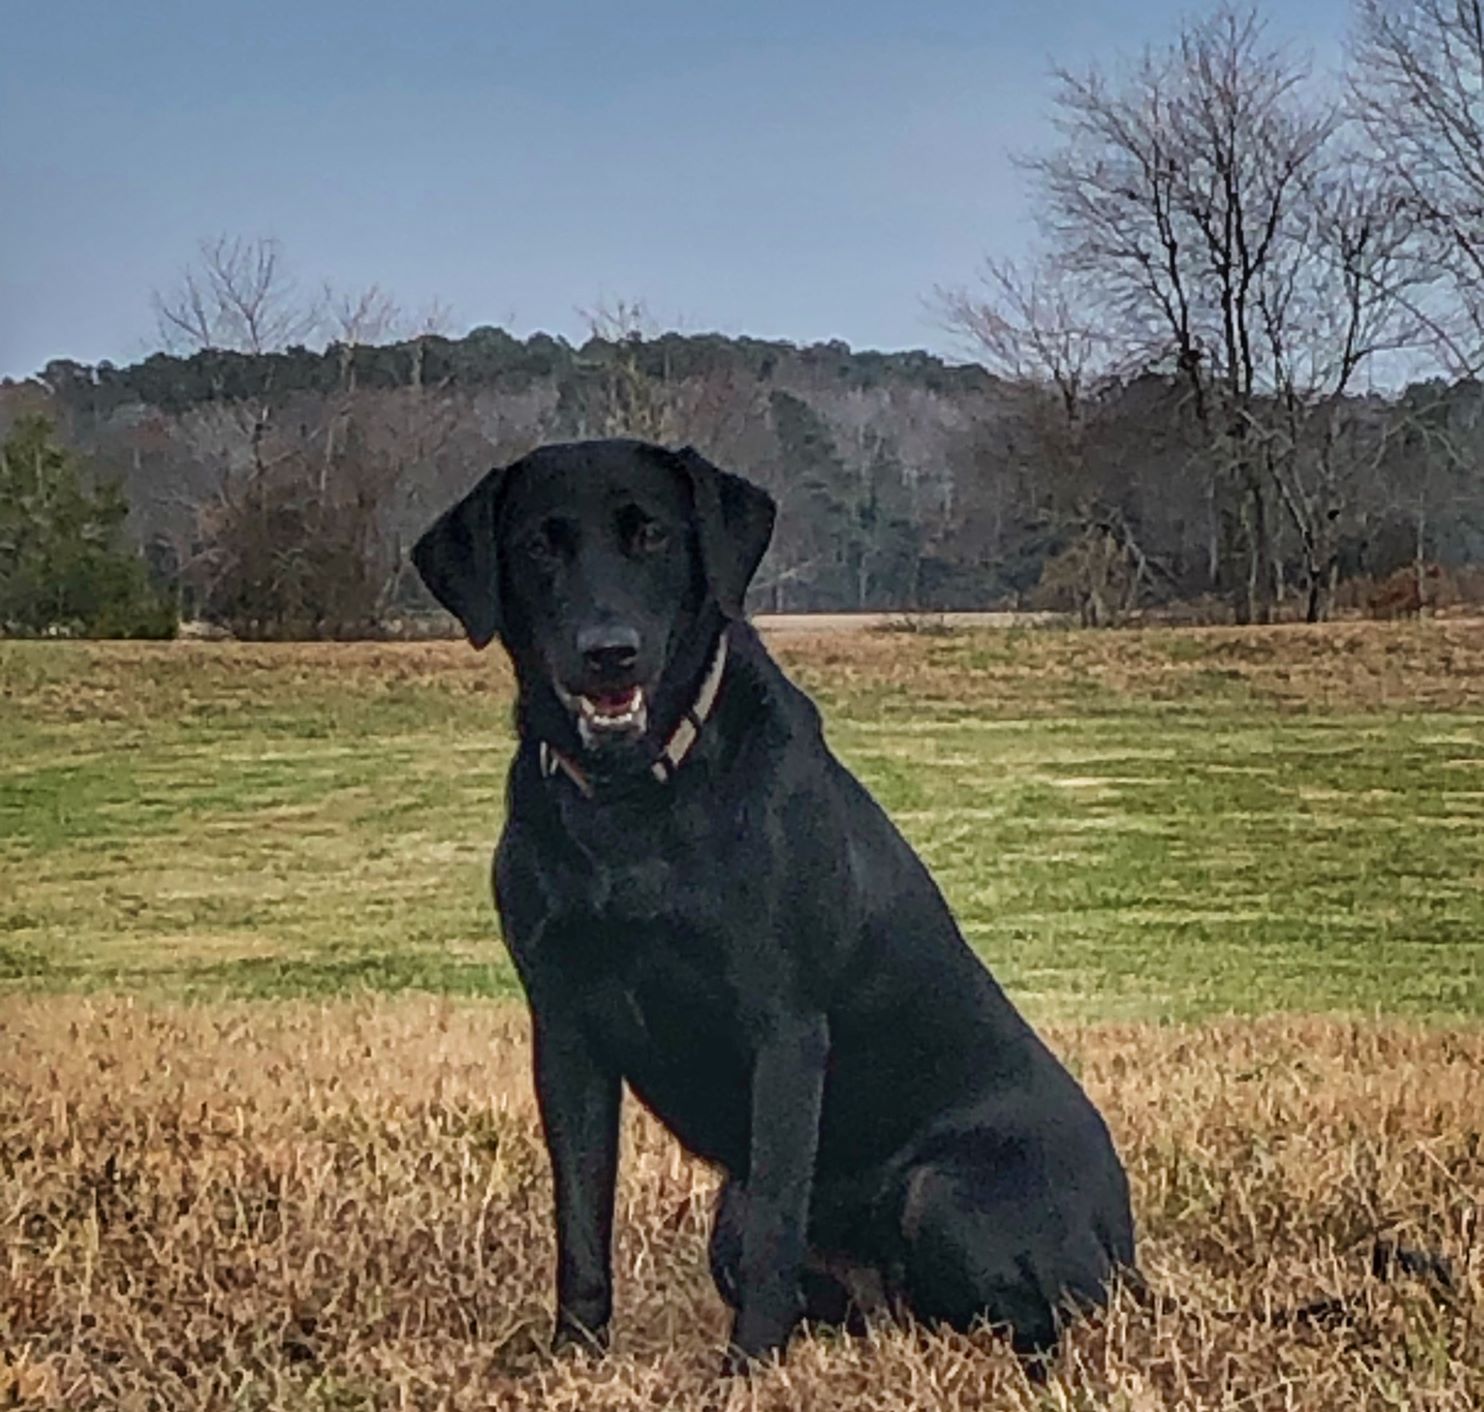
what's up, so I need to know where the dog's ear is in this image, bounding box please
[669,446,776,618]
[410,465,512,649]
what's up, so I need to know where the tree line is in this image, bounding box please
[4,0,1484,638]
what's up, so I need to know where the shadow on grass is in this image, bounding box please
[0,940,52,981]
[5,950,522,1003]
[196,951,521,1000]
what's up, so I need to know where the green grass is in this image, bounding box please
[1,628,1480,1021]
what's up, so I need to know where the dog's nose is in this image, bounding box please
[578,625,640,679]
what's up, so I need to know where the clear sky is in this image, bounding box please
[1,0,1352,379]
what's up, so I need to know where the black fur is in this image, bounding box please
[412,439,1136,1370]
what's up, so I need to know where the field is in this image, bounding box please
[1,622,1481,1408]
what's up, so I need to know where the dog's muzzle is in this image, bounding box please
[556,682,650,745]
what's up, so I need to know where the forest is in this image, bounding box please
[5,0,1484,636]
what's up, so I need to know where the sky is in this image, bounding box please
[1,0,1353,380]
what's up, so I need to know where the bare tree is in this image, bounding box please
[1352,0,1484,372]
[821,385,967,609]
[574,298,681,442]
[1022,4,1335,621]
[940,257,1113,414]
[574,297,766,460]
[940,257,1161,623]
[154,236,465,635]
[154,236,321,356]
[305,287,467,626]
[326,283,402,352]
[151,236,326,487]
[1255,162,1428,618]
[1358,376,1484,603]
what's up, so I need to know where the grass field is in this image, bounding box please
[2,623,1484,1021]
[2,622,1482,1019]
[1,622,1481,1408]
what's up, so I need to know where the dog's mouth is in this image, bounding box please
[556,682,649,745]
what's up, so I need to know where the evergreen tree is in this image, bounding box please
[0,415,177,637]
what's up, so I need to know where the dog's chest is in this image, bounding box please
[597,940,733,1050]
[585,941,752,1165]
[546,791,734,929]
[531,809,755,1106]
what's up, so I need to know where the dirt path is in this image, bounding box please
[751,610,1064,633]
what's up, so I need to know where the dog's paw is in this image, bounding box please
[719,1320,790,1378]
[551,1316,609,1360]
[719,1342,773,1379]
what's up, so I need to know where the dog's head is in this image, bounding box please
[412,439,774,770]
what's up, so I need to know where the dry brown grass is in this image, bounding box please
[5,617,1483,725]
[1,996,1478,1410]
[776,618,1484,716]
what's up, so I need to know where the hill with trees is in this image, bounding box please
[5,1,1484,636]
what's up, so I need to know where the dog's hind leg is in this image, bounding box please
[891,1155,1127,1357]
[708,1178,745,1310]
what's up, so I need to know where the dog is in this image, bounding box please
[411,439,1136,1372]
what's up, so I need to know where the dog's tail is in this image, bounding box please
[1122,1237,1459,1328]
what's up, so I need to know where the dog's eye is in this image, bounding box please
[633,521,669,554]
[525,530,558,563]
[525,518,575,564]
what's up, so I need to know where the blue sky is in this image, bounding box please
[1,0,1351,378]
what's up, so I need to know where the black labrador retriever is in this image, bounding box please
[412,438,1135,1371]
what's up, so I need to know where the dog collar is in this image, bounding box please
[539,629,730,796]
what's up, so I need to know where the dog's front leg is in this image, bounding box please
[531,1009,622,1355]
[725,1010,829,1371]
